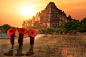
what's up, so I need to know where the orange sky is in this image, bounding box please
[0,0,86,28]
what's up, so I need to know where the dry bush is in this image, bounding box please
[63,31,67,35]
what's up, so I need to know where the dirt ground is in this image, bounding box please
[0,33,86,57]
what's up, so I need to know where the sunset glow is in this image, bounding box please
[0,0,86,27]
[20,6,34,15]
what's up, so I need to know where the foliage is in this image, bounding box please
[2,24,16,33]
[54,28,60,33]
[68,30,76,34]
[38,28,47,34]
[46,27,56,34]
[0,32,1,34]
[38,27,65,34]
[16,27,19,30]
[56,25,64,28]
[2,24,11,33]
[77,18,86,32]
[59,28,64,34]
[26,26,42,29]
[64,21,80,31]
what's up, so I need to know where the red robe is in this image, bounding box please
[18,33,24,46]
[29,36,34,45]
[10,33,15,45]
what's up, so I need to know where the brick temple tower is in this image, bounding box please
[22,2,79,28]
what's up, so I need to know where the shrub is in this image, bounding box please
[62,28,68,34]
[16,27,19,30]
[2,24,12,33]
[59,28,64,34]
[69,30,76,34]
[1,24,17,33]
[56,25,64,28]
[26,26,42,29]
[77,18,86,32]
[64,21,80,31]
[46,27,55,34]
[38,28,46,34]
[55,28,60,33]
[38,29,41,33]
[0,32,1,34]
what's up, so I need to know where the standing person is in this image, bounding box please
[7,28,16,50]
[28,35,34,47]
[28,29,37,47]
[18,28,27,48]
[26,29,37,56]
[18,33,24,48]
[10,33,15,49]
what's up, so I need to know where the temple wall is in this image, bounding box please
[22,2,79,28]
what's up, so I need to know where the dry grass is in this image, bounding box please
[0,33,86,57]
[33,33,86,57]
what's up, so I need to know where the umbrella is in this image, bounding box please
[7,28,16,35]
[28,29,37,37]
[18,28,27,34]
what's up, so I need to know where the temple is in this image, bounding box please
[22,2,79,28]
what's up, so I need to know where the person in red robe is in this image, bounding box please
[28,35,34,47]
[18,33,24,48]
[10,33,15,49]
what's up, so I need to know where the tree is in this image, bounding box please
[16,27,19,30]
[56,25,64,28]
[64,21,80,31]
[2,24,15,33]
[77,18,86,32]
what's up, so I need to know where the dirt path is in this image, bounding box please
[0,33,86,57]
[0,34,45,57]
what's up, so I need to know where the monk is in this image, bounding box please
[10,33,15,49]
[4,33,15,56]
[28,35,34,47]
[18,33,24,48]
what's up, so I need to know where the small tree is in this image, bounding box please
[64,21,80,31]
[16,27,19,30]
[77,18,86,32]
[46,27,55,34]
[1,24,16,33]
[2,24,12,33]
[56,25,64,29]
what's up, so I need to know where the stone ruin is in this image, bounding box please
[22,2,79,28]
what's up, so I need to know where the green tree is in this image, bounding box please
[56,25,64,28]
[2,24,12,33]
[64,21,80,31]
[46,27,55,34]
[77,18,86,32]
[16,27,19,30]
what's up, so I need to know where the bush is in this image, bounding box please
[77,18,86,32]
[16,27,19,30]
[38,28,47,34]
[26,26,42,29]
[56,25,64,28]
[2,24,11,33]
[69,30,76,34]
[0,32,1,34]
[55,28,60,33]
[2,24,16,33]
[64,21,80,31]
[46,27,55,34]
[59,28,64,34]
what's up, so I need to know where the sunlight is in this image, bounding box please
[20,6,34,16]
[50,0,53,1]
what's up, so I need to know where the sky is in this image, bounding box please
[0,0,86,28]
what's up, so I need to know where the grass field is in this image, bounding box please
[0,33,86,57]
